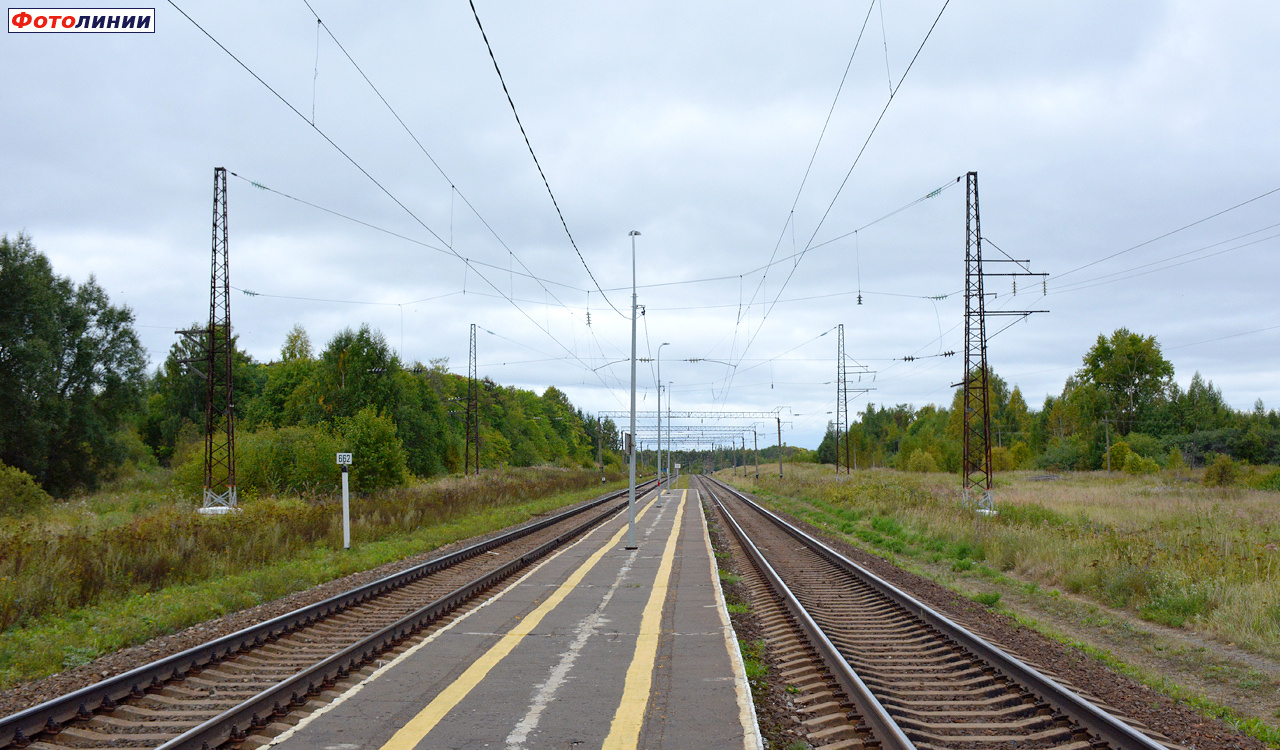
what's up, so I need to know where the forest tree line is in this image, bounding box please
[816,328,1280,474]
[0,234,624,500]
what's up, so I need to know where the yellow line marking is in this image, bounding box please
[601,489,687,750]
[377,491,663,750]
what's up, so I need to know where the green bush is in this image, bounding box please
[1165,448,1188,474]
[1105,441,1132,472]
[990,446,1015,472]
[1037,437,1086,471]
[1203,454,1241,487]
[238,425,340,497]
[1009,441,1033,469]
[337,406,408,493]
[0,462,52,516]
[1246,467,1280,492]
[904,448,938,473]
[1124,452,1160,476]
[1124,432,1163,459]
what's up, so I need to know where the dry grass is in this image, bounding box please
[723,465,1280,658]
[0,468,622,632]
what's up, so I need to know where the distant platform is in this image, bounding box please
[269,486,761,750]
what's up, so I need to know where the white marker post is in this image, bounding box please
[336,452,353,549]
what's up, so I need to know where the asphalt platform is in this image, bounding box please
[269,485,762,750]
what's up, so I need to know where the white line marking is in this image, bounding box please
[267,510,626,746]
[504,497,673,748]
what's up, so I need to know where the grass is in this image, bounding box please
[721,464,1280,659]
[717,464,1280,746]
[739,638,768,679]
[0,469,626,689]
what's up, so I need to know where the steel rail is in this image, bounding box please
[706,476,1167,750]
[696,476,915,750]
[0,480,656,748]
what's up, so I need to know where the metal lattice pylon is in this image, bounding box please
[465,323,480,474]
[961,171,993,512]
[202,167,236,512]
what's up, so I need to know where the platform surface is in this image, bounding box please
[270,486,760,750]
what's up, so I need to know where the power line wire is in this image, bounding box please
[229,172,587,293]
[297,1,594,332]
[731,0,952,384]
[167,1,617,394]
[1054,183,1280,280]
[467,0,625,319]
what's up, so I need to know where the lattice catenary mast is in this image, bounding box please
[959,171,1047,513]
[198,167,236,512]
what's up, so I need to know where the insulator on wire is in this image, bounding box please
[1043,278,1047,294]
[1012,279,1017,296]
[857,293,862,305]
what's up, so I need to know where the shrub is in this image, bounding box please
[990,446,1015,472]
[1203,454,1241,487]
[904,449,938,473]
[1165,448,1188,474]
[1124,432,1163,459]
[1105,441,1132,472]
[0,462,52,516]
[337,406,408,493]
[1124,452,1160,476]
[1009,441,1033,469]
[1246,467,1280,492]
[1038,437,1086,471]
[238,425,340,497]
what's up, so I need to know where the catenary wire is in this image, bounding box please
[167,1,618,395]
[466,0,625,319]
[1053,183,1280,280]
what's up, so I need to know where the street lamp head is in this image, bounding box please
[628,230,641,236]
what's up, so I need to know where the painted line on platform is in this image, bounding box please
[377,490,665,750]
[268,489,658,747]
[601,489,687,750]
[697,488,764,750]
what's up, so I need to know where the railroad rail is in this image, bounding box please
[0,479,658,750]
[696,475,1172,750]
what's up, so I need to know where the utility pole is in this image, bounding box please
[181,167,236,515]
[465,323,480,475]
[836,323,846,473]
[655,343,669,485]
[959,171,1047,514]
[627,230,640,549]
[597,416,605,482]
[753,429,759,479]
[777,417,783,478]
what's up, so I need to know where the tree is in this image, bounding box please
[1078,328,1174,434]
[816,422,838,465]
[0,234,147,494]
[143,324,260,462]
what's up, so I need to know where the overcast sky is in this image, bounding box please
[4,1,1278,449]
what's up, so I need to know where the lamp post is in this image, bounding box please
[656,342,670,486]
[627,230,640,550]
[667,379,673,477]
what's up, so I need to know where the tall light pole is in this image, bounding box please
[656,342,670,486]
[626,230,641,550]
[666,379,674,477]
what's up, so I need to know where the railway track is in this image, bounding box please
[0,480,658,750]
[696,475,1176,750]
